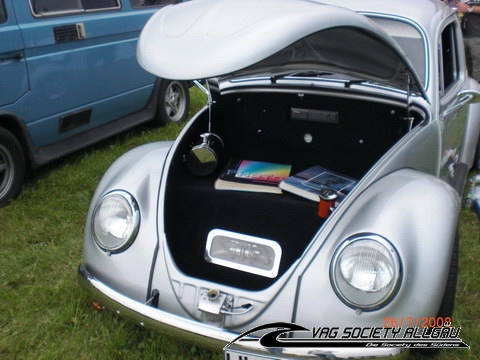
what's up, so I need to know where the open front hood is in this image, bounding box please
[138,0,425,96]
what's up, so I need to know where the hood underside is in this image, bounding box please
[137,0,424,95]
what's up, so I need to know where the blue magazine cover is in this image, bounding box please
[279,165,356,202]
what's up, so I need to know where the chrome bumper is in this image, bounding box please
[78,264,409,360]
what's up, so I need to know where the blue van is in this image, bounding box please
[0,0,190,206]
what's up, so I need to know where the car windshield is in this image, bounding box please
[220,27,422,94]
[370,17,427,87]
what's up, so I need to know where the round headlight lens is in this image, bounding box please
[331,234,401,310]
[91,191,140,253]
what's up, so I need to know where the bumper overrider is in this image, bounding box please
[78,264,409,360]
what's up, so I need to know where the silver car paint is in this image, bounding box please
[83,141,173,300]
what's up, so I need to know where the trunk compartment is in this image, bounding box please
[164,88,422,290]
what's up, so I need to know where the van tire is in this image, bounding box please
[0,128,26,207]
[155,80,190,125]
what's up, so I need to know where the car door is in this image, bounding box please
[0,0,29,107]
[9,0,158,147]
[438,20,472,185]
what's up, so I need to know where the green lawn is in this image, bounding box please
[1,88,478,359]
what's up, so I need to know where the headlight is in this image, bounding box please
[91,190,140,253]
[330,234,401,311]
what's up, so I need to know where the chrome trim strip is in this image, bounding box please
[78,264,409,360]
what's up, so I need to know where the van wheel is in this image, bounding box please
[155,80,190,125]
[0,128,26,207]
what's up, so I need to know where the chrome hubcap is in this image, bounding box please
[164,81,187,122]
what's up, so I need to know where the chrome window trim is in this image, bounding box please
[29,0,121,18]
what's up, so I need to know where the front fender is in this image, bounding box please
[82,141,173,302]
[295,169,460,328]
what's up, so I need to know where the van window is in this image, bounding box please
[130,0,181,8]
[30,0,120,17]
[0,1,6,23]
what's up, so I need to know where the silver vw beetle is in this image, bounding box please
[78,0,480,359]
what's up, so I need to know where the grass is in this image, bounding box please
[1,87,479,359]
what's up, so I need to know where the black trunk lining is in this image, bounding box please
[165,178,324,290]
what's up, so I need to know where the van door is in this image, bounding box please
[10,0,158,147]
[0,0,29,107]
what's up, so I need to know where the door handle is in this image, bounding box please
[442,94,474,117]
[0,52,23,62]
[458,93,473,104]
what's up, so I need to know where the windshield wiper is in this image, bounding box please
[344,79,368,88]
[270,71,333,84]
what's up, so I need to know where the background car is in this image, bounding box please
[79,0,480,359]
[0,0,190,207]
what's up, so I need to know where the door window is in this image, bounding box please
[438,20,467,183]
[439,22,460,95]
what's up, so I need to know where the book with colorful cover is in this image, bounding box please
[279,165,356,202]
[214,159,292,194]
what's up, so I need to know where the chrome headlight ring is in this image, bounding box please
[330,234,402,311]
[91,190,140,254]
